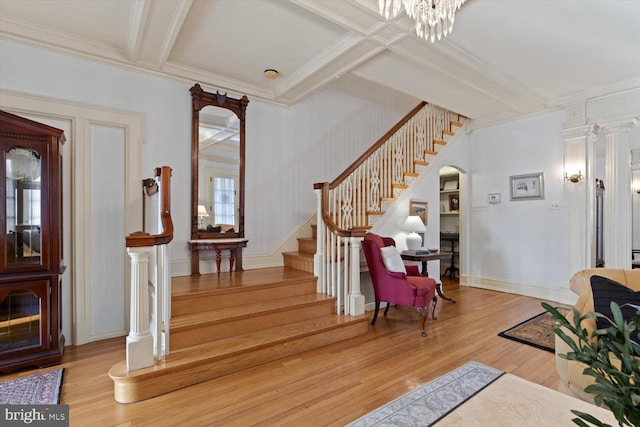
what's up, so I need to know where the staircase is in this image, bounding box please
[110,101,465,404]
[109,267,369,403]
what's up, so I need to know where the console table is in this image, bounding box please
[400,251,456,303]
[188,238,248,276]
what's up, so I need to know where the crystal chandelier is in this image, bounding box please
[378,0,467,43]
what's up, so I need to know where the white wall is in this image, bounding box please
[465,111,573,302]
[371,110,574,304]
[245,75,420,259]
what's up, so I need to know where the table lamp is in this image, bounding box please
[403,215,426,250]
[197,205,209,229]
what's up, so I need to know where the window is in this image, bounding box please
[213,177,235,225]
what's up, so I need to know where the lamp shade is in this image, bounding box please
[197,205,209,217]
[403,216,426,232]
[403,215,426,250]
[197,205,209,230]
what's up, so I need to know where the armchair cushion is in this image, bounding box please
[591,275,640,342]
[555,268,640,404]
[380,246,407,273]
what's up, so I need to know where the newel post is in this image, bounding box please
[126,246,154,371]
[349,236,365,315]
[314,188,325,293]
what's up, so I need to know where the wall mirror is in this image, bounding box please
[190,83,249,241]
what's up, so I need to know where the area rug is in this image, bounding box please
[498,308,568,353]
[347,361,503,426]
[0,368,64,404]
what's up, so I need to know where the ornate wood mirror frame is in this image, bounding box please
[190,83,249,241]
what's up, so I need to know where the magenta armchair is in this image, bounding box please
[362,233,437,336]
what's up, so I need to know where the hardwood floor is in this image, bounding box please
[2,279,568,426]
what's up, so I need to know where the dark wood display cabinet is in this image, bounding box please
[0,110,65,373]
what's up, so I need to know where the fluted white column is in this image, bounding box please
[563,124,599,277]
[602,119,638,268]
[126,246,154,371]
[348,236,365,315]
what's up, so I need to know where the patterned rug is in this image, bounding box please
[347,361,503,426]
[0,369,64,404]
[498,308,568,353]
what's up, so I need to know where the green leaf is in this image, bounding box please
[570,410,612,427]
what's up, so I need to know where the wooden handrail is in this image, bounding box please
[126,166,174,247]
[328,101,426,189]
[314,101,461,237]
[314,182,367,238]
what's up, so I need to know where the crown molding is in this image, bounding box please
[547,76,640,109]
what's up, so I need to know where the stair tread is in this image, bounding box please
[282,251,314,258]
[110,314,369,379]
[172,293,334,329]
[172,267,315,298]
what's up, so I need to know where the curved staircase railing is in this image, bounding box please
[314,102,463,315]
[124,166,173,371]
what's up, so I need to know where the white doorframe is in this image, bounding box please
[0,89,144,345]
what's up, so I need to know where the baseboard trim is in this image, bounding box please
[464,274,577,305]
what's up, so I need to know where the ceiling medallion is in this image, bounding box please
[378,0,467,43]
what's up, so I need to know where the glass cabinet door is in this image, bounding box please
[4,147,43,269]
[0,287,43,355]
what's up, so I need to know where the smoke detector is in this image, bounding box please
[264,69,279,80]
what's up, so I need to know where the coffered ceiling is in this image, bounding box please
[1,0,639,127]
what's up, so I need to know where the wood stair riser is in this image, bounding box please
[297,237,316,254]
[282,252,314,273]
[171,300,335,350]
[172,278,317,316]
[111,320,369,403]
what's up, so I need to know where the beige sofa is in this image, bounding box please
[555,268,640,403]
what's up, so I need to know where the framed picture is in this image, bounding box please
[510,172,544,201]
[448,194,459,212]
[443,180,458,191]
[488,193,501,204]
[409,200,428,226]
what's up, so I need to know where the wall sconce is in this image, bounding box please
[403,215,427,250]
[565,170,583,183]
[197,205,209,229]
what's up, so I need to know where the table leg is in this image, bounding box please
[215,250,222,274]
[436,282,456,303]
[229,250,236,272]
[235,248,243,271]
[421,258,456,303]
[191,249,201,276]
[420,260,429,277]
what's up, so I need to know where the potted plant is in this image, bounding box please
[542,302,640,427]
